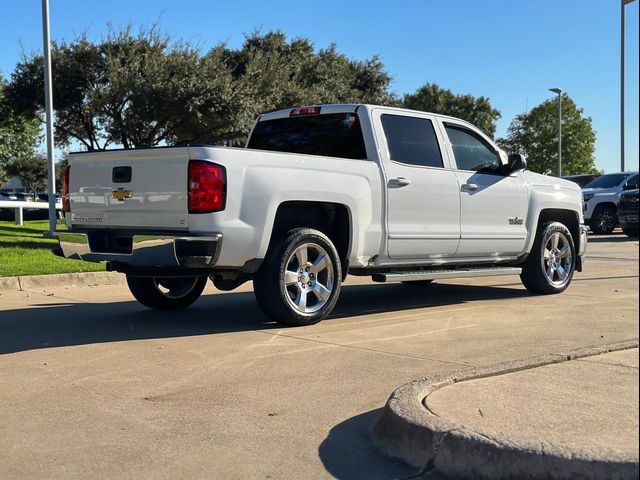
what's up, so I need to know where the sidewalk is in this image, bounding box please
[372,343,639,480]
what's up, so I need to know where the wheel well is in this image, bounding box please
[270,201,351,270]
[592,202,617,213]
[536,209,581,249]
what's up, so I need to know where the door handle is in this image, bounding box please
[461,183,479,192]
[388,177,411,188]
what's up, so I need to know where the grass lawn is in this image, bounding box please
[0,220,105,277]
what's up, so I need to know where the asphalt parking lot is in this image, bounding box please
[0,234,638,479]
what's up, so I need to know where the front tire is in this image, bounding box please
[253,228,342,326]
[520,222,576,294]
[126,275,207,310]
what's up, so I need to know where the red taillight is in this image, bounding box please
[62,166,70,213]
[188,160,226,213]
[289,106,321,116]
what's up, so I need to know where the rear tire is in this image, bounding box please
[520,222,576,295]
[254,228,342,326]
[126,275,207,310]
[590,205,617,234]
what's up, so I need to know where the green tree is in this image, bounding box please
[4,155,48,198]
[403,83,501,137]
[0,75,40,185]
[6,28,397,149]
[498,95,596,175]
[7,27,217,150]
[173,31,397,145]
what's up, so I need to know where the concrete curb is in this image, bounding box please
[371,340,640,480]
[0,271,125,292]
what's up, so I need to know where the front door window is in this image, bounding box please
[445,124,502,173]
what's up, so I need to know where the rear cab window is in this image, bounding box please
[247,112,367,160]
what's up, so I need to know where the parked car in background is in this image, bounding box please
[13,192,34,201]
[13,192,42,211]
[0,192,22,217]
[562,174,601,188]
[37,193,62,202]
[582,171,639,234]
[0,192,19,201]
[618,188,639,238]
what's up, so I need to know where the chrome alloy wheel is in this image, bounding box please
[596,209,616,233]
[283,242,335,314]
[153,277,200,299]
[541,231,573,286]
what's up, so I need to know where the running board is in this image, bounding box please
[372,267,522,283]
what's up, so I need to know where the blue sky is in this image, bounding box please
[0,0,638,173]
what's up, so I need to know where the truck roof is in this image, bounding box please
[257,103,480,129]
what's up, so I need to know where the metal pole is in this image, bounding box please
[621,0,626,172]
[558,93,562,177]
[42,0,56,237]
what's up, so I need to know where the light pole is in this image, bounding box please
[621,0,636,172]
[549,88,563,177]
[41,0,57,237]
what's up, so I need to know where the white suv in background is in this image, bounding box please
[583,172,639,234]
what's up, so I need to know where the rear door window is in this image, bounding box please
[380,114,444,168]
[247,113,367,160]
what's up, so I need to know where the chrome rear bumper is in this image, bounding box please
[56,232,222,268]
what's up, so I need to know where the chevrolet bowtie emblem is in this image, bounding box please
[112,188,133,201]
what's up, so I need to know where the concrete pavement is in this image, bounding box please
[0,234,638,479]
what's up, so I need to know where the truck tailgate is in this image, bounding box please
[68,147,190,230]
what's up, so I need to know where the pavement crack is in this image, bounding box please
[573,274,639,282]
[255,330,473,367]
[69,381,128,400]
[576,358,639,369]
[586,256,639,262]
[21,289,92,304]
[472,430,512,449]
[13,360,129,400]
[419,429,458,474]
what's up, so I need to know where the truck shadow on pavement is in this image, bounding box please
[318,408,418,480]
[0,282,530,355]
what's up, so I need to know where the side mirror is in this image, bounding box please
[508,153,527,172]
[623,182,638,191]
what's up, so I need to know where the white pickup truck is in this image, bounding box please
[56,104,587,325]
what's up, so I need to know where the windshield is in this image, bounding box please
[584,173,629,189]
[564,175,598,188]
[247,113,367,160]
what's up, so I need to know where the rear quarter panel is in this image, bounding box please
[187,146,382,268]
